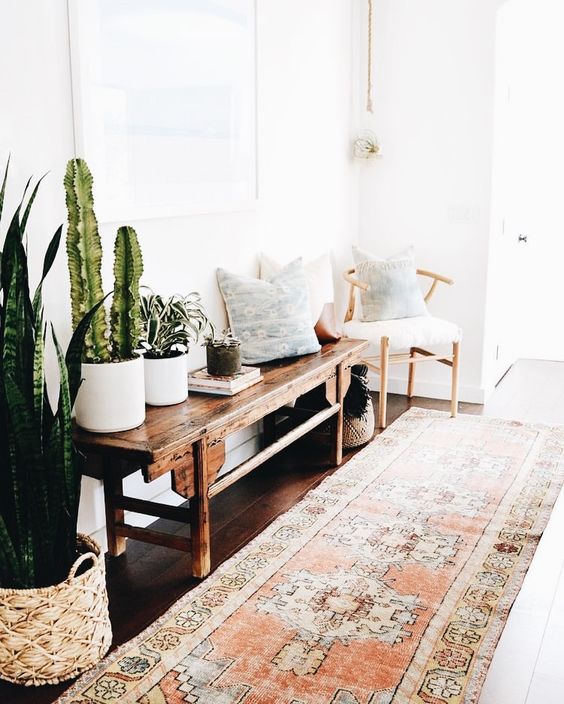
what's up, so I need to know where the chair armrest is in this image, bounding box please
[416,269,454,303]
[416,269,454,286]
[343,268,369,292]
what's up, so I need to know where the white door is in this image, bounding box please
[491,0,564,379]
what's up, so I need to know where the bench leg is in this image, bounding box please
[330,362,346,466]
[103,462,127,557]
[191,437,211,579]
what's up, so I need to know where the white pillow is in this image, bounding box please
[260,253,341,343]
[260,253,333,324]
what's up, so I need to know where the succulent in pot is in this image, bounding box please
[140,290,213,406]
[205,328,242,376]
[65,158,145,433]
[0,160,112,686]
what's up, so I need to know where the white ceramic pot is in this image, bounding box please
[75,357,146,433]
[144,353,188,406]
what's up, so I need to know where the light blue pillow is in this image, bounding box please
[217,259,321,364]
[352,246,427,321]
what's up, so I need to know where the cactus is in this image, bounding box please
[64,158,144,363]
[64,158,110,362]
[110,226,144,360]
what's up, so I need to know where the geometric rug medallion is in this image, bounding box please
[56,409,564,703]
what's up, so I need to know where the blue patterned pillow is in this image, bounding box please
[217,259,321,364]
[352,246,427,321]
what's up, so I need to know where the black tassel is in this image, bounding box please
[344,364,372,419]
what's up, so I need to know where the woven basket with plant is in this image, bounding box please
[0,159,112,686]
[342,364,375,448]
[296,363,375,449]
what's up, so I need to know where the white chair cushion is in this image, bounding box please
[343,315,461,353]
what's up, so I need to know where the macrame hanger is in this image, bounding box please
[366,0,374,114]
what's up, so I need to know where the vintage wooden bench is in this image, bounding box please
[74,338,368,579]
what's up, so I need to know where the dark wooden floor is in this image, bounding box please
[3,360,564,703]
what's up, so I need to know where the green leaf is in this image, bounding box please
[0,514,21,588]
[32,311,45,435]
[0,162,84,588]
[1,205,22,296]
[32,225,62,315]
[64,158,109,362]
[51,324,81,562]
[139,291,212,357]
[0,154,10,223]
[21,173,47,234]
[110,225,143,359]
[3,374,46,587]
[65,295,110,407]
[52,326,80,541]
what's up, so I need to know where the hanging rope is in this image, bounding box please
[366,0,374,113]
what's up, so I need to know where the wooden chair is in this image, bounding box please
[343,267,461,429]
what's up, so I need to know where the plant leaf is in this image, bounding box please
[21,172,47,234]
[65,295,110,408]
[64,158,109,362]
[110,225,143,359]
[32,225,62,315]
[0,154,10,223]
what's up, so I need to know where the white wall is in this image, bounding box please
[357,0,505,403]
[0,0,358,545]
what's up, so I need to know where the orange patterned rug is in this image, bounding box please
[57,409,564,704]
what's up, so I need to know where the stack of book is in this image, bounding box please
[188,366,263,396]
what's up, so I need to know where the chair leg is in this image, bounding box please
[407,348,416,398]
[378,336,390,429]
[451,340,460,417]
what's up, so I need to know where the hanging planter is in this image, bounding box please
[352,130,382,160]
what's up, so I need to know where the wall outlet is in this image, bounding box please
[447,204,481,225]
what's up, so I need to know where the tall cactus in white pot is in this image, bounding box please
[65,158,145,433]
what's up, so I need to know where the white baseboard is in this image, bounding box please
[367,372,487,405]
[88,525,108,553]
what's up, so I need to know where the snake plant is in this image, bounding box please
[0,160,104,588]
[140,290,213,359]
[65,158,144,362]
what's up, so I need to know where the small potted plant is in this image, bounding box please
[0,161,111,686]
[205,329,242,376]
[140,290,213,405]
[65,158,145,433]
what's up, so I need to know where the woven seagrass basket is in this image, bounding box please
[0,533,112,687]
[343,399,375,449]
